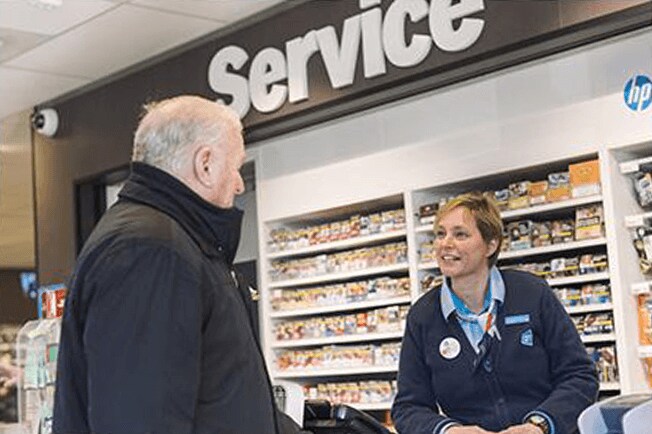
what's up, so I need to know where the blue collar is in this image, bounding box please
[441,266,506,322]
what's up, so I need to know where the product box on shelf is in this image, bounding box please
[494,188,510,211]
[531,222,552,247]
[507,220,532,250]
[586,345,619,383]
[529,181,548,206]
[546,172,571,202]
[575,205,604,240]
[639,293,652,345]
[632,164,652,208]
[551,219,575,244]
[579,254,608,275]
[508,181,530,210]
[569,159,601,198]
[630,225,652,275]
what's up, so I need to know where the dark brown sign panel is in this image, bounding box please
[199,0,650,141]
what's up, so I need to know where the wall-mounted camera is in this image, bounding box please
[31,108,59,137]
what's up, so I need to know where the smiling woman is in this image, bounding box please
[391,192,599,434]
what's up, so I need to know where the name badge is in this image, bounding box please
[520,328,534,347]
[505,314,530,326]
[439,337,461,360]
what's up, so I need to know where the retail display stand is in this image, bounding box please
[258,146,652,421]
[15,285,66,434]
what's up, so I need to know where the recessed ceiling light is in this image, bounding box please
[27,0,63,11]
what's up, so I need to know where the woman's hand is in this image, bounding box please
[499,423,543,434]
[448,426,497,434]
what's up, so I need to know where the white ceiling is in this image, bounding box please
[0,0,285,120]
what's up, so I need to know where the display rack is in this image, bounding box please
[259,150,650,414]
[259,195,409,412]
[602,140,652,393]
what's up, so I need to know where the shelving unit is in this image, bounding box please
[267,230,408,259]
[268,263,409,289]
[259,150,652,416]
[600,140,652,394]
[271,330,405,349]
[270,295,412,319]
[274,364,398,379]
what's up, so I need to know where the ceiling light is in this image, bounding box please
[27,0,63,11]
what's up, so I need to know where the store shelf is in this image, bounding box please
[271,330,404,349]
[599,382,621,392]
[417,261,438,271]
[501,195,604,219]
[581,333,616,344]
[350,402,393,411]
[631,281,652,295]
[268,263,409,289]
[620,156,652,174]
[546,272,610,287]
[267,230,407,259]
[624,212,652,228]
[274,364,398,379]
[499,238,607,260]
[566,303,614,315]
[271,296,412,319]
[415,195,603,232]
[638,345,652,358]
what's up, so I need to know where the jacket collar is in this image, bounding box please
[441,266,506,321]
[118,162,243,264]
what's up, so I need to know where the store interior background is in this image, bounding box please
[0,0,651,426]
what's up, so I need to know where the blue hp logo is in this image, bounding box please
[624,74,652,111]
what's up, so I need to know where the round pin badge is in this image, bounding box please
[439,337,461,360]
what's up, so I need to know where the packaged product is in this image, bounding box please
[633,170,652,208]
[507,220,532,251]
[630,225,652,274]
[531,222,552,247]
[578,254,608,275]
[569,159,601,198]
[638,293,652,345]
[551,219,575,244]
[575,204,604,240]
[494,189,510,211]
[529,180,548,206]
[546,172,571,202]
[419,203,438,225]
[508,181,530,210]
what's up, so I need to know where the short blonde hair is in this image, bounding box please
[435,192,503,267]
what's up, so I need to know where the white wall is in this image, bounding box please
[250,28,652,222]
[234,189,259,263]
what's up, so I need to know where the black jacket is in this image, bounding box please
[54,163,280,434]
[391,269,599,434]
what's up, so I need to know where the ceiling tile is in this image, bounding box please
[5,4,222,79]
[0,0,117,36]
[131,0,284,22]
[0,28,49,63]
[0,67,89,119]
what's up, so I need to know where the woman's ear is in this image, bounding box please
[193,145,213,187]
[486,238,499,258]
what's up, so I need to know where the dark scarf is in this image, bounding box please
[118,162,243,264]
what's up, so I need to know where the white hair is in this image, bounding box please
[132,95,241,174]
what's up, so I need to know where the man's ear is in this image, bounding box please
[193,145,213,187]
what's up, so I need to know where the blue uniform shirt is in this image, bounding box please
[441,266,505,353]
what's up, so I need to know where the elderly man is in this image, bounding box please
[54,96,291,434]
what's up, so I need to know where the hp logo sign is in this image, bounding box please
[624,74,652,112]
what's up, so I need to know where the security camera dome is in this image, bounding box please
[32,108,59,137]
